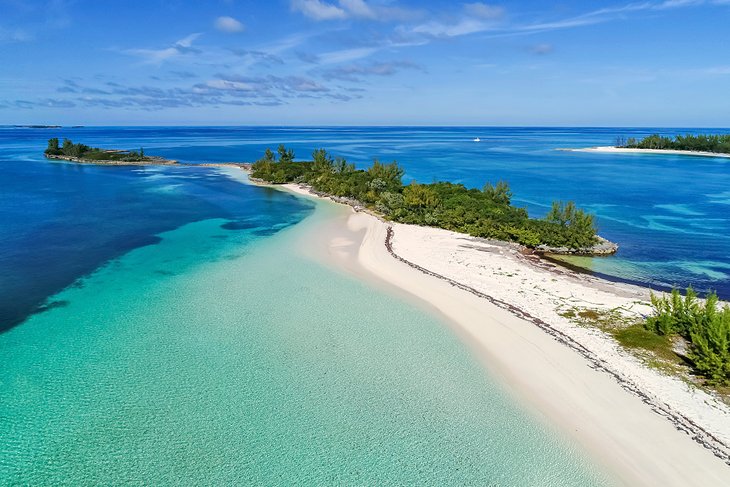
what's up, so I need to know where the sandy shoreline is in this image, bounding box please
[264,178,730,486]
[562,146,730,158]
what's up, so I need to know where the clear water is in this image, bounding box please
[2,125,727,483]
[5,125,729,304]
[0,197,610,484]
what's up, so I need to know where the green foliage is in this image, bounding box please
[45,138,150,162]
[689,307,730,384]
[250,145,600,250]
[614,324,674,355]
[483,180,512,206]
[403,182,440,209]
[277,143,295,163]
[645,287,730,384]
[537,201,598,248]
[620,133,730,153]
[646,288,699,336]
[45,137,60,154]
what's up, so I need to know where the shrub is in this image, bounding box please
[645,287,730,384]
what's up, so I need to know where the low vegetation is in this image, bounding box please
[616,133,730,153]
[645,288,730,385]
[251,145,600,250]
[563,288,730,388]
[45,138,150,162]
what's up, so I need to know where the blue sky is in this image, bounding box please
[1,0,728,125]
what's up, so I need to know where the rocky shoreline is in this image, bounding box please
[45,153,178,166]
[536,236,618,256]
[45,153,253,170]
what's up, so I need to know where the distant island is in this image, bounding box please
[250,145,616,255]
[44,138,176,165]
[563,133,730,158]
[11,125,62,129]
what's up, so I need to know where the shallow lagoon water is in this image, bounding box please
[0,198,610,485]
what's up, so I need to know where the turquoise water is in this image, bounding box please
[4,125,730,311]
[0,194,610,485]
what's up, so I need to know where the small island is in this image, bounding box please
[250,145,617,255]
[564,133,730,158]
[44,138,177,165]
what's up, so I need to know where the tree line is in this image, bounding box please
[251,145,600,250]
[617,133,730,153]
[45,138,148,162]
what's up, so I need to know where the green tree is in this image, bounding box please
[689,306,730,385]
[62,138,74,156]
[45,138,60,154]
[483,180,512,206]
[367,159,403,191]
[312,148,334,174]
[403,182,440,209]
[278,144,294,163]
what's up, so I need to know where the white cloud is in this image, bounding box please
[318,46,378,64]
[291,0,347,20]
[205,79,257,91]
[405,0,724,42]
[214,16,245,33]
[412,18,493,37]
[339,0,376,19]
[290,0,416,21]
[464,3,505,20]
[125,33,202,64]
[409,2,504,38]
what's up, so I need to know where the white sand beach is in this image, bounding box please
[564,146,730,158]
[278,181,730,486]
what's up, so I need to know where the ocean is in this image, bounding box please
[2,125,728,483]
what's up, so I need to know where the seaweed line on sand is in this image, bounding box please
[384,225,730,466]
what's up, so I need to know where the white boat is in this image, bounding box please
[473,137,481,142]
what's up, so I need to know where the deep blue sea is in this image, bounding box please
[2,125,730,332]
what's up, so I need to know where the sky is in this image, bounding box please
[0,0,729,126]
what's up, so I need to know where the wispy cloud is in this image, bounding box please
[530,43,554,55]
[407,2,505,38]
[318,46,379,64]
[291,0,348,20]
[701,66,730,75]
[290,0,420,22]
[323,61,423,81]
[0,26,33,43]
[296,51,321,64]
[214,16,245,33]
[229,48,284,65]
[10,70,367,112]
[124,33,202,64]
[405,0,725,41]
[463,3,505,20]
